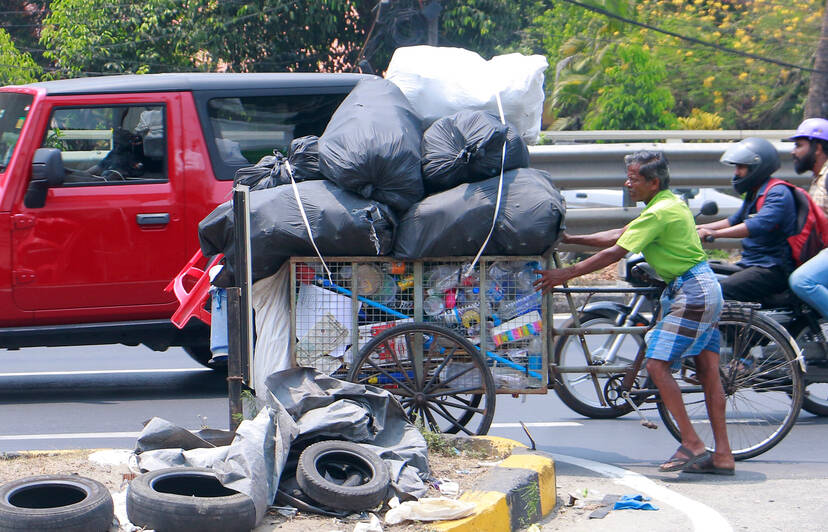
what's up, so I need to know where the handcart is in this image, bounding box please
[290,253,806,460]
[289,255,552,437]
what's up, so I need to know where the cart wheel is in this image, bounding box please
[347,323,495,436]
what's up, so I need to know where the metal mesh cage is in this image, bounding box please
[289,257,547,393]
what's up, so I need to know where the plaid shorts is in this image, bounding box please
[645,261,723,364]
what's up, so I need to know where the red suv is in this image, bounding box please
[0,73,371,366]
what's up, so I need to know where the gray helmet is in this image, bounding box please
[720,137,780,194]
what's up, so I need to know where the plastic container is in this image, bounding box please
[423,295,445,316]
[527,336,543,370]
[209,286,229,359]
[496,291,542,322]
[516,262,541,293]
[426,265,460,295]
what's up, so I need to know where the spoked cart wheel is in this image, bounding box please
[347,322,495,436]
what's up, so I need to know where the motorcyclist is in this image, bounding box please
[696,137,797,306]
[787,118,828,333]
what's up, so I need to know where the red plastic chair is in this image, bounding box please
[165,249,224,328]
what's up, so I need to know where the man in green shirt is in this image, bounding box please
[535,151,734,475]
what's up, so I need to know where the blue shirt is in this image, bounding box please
[728,180,796,272]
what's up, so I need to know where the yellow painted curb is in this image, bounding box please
[429,438,557,532]
[430,491,510,532]
[499,453,557,515]
[474,436,528,456]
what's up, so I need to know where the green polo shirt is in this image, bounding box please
[616,189,707,283]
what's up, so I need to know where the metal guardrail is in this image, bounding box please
[527,141,805,189]
[526,138,804,249]
[538,129,796,143]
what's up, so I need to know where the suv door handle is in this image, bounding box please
[136,213,170,226]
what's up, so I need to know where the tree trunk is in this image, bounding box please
[805,0,828,118]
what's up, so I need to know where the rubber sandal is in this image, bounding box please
[658,445,709,472]
[682,454,735,476]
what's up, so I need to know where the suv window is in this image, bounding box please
[41,105,167,185]
[0,92,34,173]
[205,93,346,180]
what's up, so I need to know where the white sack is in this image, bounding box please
[385,46,548,144]
[251,264,292,395]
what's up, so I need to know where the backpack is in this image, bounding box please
[756,178,828,266]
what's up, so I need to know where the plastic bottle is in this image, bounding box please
[209,285,229,362]
[426,265,460,295]
[496,291,542,322]
[527,336,543,370]
[423,295,445,316]
[516,261,541,293]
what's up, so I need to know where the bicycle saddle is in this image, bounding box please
[629,262,666,289]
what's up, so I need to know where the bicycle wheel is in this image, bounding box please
[552,311,648,419]
[658,305,804,460]
[791,321,828,416]
[347,323,495,436]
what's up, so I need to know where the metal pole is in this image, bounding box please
[232,185,254,385]
[227,287,243,430]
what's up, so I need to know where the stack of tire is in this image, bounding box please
[115,441,389,531]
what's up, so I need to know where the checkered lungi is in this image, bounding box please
[645,261,723,364]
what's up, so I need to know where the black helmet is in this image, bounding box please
[720,137,780,194]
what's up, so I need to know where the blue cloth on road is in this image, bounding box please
[613,494,659,511]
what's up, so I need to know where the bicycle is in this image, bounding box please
[550,254,805,460]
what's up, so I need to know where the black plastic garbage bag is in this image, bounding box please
[393,167,564,258]
[199,180,397,285]
[318,78,424,212]
[421,110,530,193]
[233,136,323,191]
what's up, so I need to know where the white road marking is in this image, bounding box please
[553,453,732,532]
[490,421,582,428]
[0,368,209,378]
[0,432,141,441]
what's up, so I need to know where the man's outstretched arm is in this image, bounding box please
[534,244,628,293]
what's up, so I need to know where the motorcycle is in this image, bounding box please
[708,260,828,416]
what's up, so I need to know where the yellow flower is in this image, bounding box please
[759,67,766,74]
[745,58,754,65]
[738,72,748,80]
[714,96,724,105]
[759,92,768,103]
[685,51,693,56]
[703,76,715,88]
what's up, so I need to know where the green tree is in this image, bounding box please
[38,0,537,78]
[0,28,41,85]
[532,0,634,129]
[583,43,676,129]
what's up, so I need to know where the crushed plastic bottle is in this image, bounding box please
[496,291,542,322]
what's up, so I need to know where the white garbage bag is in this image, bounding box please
[384,497,477,525]
[385,45,548,144]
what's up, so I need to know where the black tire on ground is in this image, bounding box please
[126,467,256,532]
[296,441,390,512]
[0,474,114,532]
[347,322,496,435]
[658,304,804,460]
